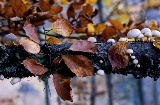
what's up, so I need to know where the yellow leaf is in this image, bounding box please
[87,23,95,33]
[46,36,62,44]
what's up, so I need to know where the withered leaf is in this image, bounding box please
[80,4,93,16]
[9,0,30,17]
[39,0,52,12]
[52,19,74,36]
[23,19,40,44]
[153,41,160,49]
[69,40,97,53]
[73,0,85,10]
[49,5,63,15]
[102,26,117,41]
[108,41,129,71]
[94,23,106,34]
[67,3,75,19]
[4,7,15,18]
[19,37,40,54]
[22,58,48,76]
[62,55,94,77]
[109,19,123,31]
[53,74,72,101]
[148,20,158,30]
[46,36,62,44]
[52,56,62,67]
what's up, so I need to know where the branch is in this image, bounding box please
[0,42,160,80]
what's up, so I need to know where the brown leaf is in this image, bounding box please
[69,40,97,53]
[4,7,15,18]
[102,26,117,41]
[9,0,30,17]
[67,3,75,19]
[22,58,48,75]
[19,37,40,54]
[52,19,74,36]
[153,41,160,49]
[49,5,63,15]
[80,4,93,16]
[62,55,94,77]
[109,19,123,31]
[39,0,52,12]
[53,74,72,101]
[23,19,40,44]
[148,20,158,30]
[73,0,85,10]
[46,36,62,44]
[52,56,62,67]
[48,15,59,22]
[108,42,129,71]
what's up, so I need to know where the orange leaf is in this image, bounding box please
[102,26,117,41]
[19,37,40,54]
[108,42,129,71]
[109,19,123,30]
[73,0,85,10]
[46,36,62,44]
[53,74,72,101]
[49,5,63,15]
[80,4,93,16]
[9,0,30,17]
[94,23,106,34]
[23,19,40,44]
[39,0,52,12]
[4,7,15,18]
[52,19,74,36]
[69,40,97,53]
[48,15,59,22]
[148,20,158,30]
[62,55,94,77]
[22,58,48,75]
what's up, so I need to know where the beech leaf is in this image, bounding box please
[19,37,40,54]
[69,40,97,53]
[23,20,40,44]
[52,19,74,37]
[46,36,62,44]
[102,26,117,41]
[62,55,94,77]
[22,58,48,76]
[108,42,129,71]
[53,74,72,101]
[109,19,123,31]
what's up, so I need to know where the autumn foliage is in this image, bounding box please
[1,0,160,102]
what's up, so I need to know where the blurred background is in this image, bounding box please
[1,0,160,105]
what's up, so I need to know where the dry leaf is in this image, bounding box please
[67,3,75,19]
[48,15,59,22]
[53,74,72,101]
[39,0,52,12]
[23,19,40,44]
[52,19,74,36]
[148,20,158,30]
[46,36,62,44]
[153,41,160,49]
[94,23,106,34]
[69,40,97,53]
[19,37,40,54]
[80,4,93,16]
[49,5,63,15]
[108,41,129,71]
[4,7,15,18]
[62,55,94,77]
[22,58,48,75]
[87,23,95,33]
[102,26,117,41]
[52,56,62,67]
[73,0,85,10]
[9,0,30,17]
[109,19,123,31]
